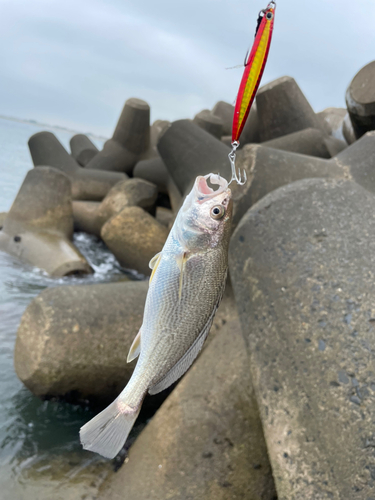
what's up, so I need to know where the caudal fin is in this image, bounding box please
[80,398,141,459]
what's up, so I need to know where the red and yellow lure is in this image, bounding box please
[229,1,276,185]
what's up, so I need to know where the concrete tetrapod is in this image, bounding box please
[0,167,92,276]
[97,291,277,500]
[213,101,260,146]
[101,206,169,275]
[230,130,375,227]
[346,60,375,139]
[256,76,324,141]
[85,98,150,174]
[262,127,346,158]
[72,178,158,237]
[133,157,182,212]
[14,280,148,401]
[28,132,126,201]
[317,107,347,142]
[229,178,375,499]
[70,134,99,166]
[158,119,232,196]
[211,100,233,136]
[193,109,223,139]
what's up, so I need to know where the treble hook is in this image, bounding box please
[228,141,247,186]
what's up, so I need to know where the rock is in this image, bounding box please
[140,119,170,161]
[101,206,168,275]
[85,98,150,173]
[334,130,375,192]
[28,132,126,201]
[112,98,150,155]
[193,109,223,139]
[72,179,158,237]
[72,201,102,236]
[323,135,348,156]
[70,134,99,166]
[133,157,169,194]
[230,143,343,227]
[97,291,276,500]
[14,280,148,401]
[0,212,7,227]
[346,60,375,139]
[262,127,346,158]
[342,113,356,145]
[96,178,158,225]
[133,157,182,212]
[317,107,347,141]
[238,104,260,145]
[0,167,92,276]
[231,130,375,227]
[230,178,375,499]
[150,119,170,150]
[155,206,174,228]
[221,135,232,147]
[256,76,324,141]
[158,119,231,196]
[213,101,260,146]
[211,100,233,136]
[85,138,138,174]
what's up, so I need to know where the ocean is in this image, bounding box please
[0,117,124,499]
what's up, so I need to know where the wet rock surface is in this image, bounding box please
[101,206,168,275]
[14,280,148,401]
[229,178,375,499]
[98,291,277,500]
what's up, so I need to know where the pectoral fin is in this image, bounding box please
[149,252,162,283]
[127,330,141,363]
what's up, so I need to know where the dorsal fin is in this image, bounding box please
[127,329,141,363]
[148,272,227,395]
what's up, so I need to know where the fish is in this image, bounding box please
[80,173,233,459]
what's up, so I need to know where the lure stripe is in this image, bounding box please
[232,4,275,143]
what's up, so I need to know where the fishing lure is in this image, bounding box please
[229,1,276,185]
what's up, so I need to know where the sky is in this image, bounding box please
[0,0,374,137]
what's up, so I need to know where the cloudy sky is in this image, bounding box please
[1,0,374,137]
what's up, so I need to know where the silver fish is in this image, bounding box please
[80,173,233,458]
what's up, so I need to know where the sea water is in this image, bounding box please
[0,117,125,499]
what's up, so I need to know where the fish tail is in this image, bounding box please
[79,396,142,459]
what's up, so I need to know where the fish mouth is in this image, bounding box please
[195,174,229,199]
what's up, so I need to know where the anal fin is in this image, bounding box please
[127,330,141,363]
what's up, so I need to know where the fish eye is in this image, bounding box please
[266,11,273,20]
[210,205,225,220]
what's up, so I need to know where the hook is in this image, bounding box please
[228,141,247,186]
